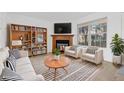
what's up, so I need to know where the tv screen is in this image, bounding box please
[54,23,71,34]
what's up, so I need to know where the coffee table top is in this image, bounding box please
[44,55,70,69]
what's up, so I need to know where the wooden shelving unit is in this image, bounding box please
[32,27,47,55]
[9,24,47,56]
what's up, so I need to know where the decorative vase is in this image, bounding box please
[54,55,60,60]
[113,55,122,65]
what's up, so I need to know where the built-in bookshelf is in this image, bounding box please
[32,27,47,55]
[9,24,47,56]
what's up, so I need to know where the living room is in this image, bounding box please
[0,12,124,81]
[1,0,124,92]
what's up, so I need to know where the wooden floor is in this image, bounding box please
[89,62,122,81]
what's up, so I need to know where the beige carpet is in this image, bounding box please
[30,54,103,81]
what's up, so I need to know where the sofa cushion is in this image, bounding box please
[16,57,37,80]
[86,46,98,54]
[16,64,36,80]
[9,49,21,59]
[0,67,23,81]
[16,63,35,75]
[16,57,31,67]
[66,50,76,54]
[82,53,95,60]
[5,55,16,72]
[20,73,44,81]
[19,71,37,80]
[0,47,9,64]
[69,46,75,51]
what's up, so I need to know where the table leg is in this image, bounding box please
[63,67,68,74]
[48,67,50,70]
[54,68,57,81]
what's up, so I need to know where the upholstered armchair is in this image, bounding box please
[64,46,82,58]
[81,46,104,65]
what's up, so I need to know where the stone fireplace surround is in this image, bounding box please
[51,34,74,52]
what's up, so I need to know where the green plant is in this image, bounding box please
[110,33,124,56]
[53,48,61,56]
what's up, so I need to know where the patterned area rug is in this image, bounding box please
[41,57,102,81]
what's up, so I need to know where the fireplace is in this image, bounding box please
[51,34,74,52]
[56,40,69,52]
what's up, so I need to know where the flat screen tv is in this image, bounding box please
[54,23,71,34]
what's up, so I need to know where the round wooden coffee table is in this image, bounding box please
[44,55,70,80]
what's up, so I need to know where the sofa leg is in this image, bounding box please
[95,63,98,66]
[95,62,102,66]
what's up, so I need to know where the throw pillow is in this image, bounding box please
[9,49,21,59]
[0,67,23,81]
[86,47,98,54]
[69,46,75,51]
[69,45,79,51]
[5,55,16,72]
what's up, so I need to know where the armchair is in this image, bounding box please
[81,47,104,65]
[64,46,82,58]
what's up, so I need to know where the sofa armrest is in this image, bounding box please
[75,47,82,57]
[80,48,87,58]
[95,49,103,64]
[19,50,29,57]
[34,74,45,81]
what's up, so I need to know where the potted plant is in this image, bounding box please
[110,33,124,65]
[53,48,61,60]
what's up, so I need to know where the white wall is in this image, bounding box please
[72,13,122,62]
[0,13,7,48]
[121,13,124,39]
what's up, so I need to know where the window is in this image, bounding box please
[78,25,88,45]
[77,18,107,47]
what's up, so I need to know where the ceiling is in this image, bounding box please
[9,12,92,22]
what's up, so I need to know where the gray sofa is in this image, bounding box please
[0,47,44,81]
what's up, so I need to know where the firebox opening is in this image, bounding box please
[56,40,69,52]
